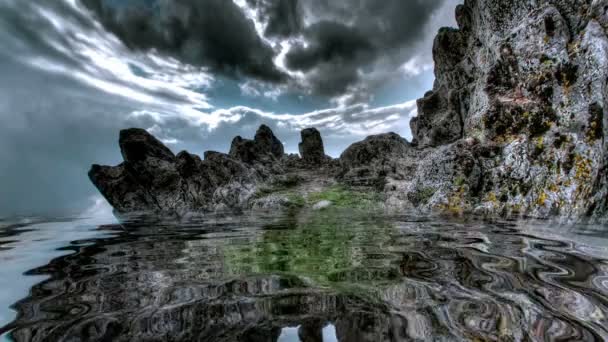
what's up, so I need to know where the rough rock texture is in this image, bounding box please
[343,0,608,221]
[90,126,334,216]
[298,128,328,165]
[339,133,414,187]
[91,0,607,221]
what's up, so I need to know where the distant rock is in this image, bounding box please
[339,133,413,187]
[299,128,328,165]
[255,124,284,159]
[90,126,333,216]
[229,125,283,164]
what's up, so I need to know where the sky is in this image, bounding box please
[0,0,460,216]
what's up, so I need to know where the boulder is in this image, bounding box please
[339,133,412,187]
[298,128,327,165]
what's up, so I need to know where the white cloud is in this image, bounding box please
[0,0,430,215]
[132,99,418,158]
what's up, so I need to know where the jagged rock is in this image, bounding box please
[336,0,607,221]
[90,0,608,221]
[299,128,327,165]
[88,163,159,213]
[410,87,464,147]
[90,128,188,214]
[229,125,284,164]
[90,126,337,216]
[229,136,259,164]
[384,0,607,220]
[255,124,284,159]
[90,126,284,216]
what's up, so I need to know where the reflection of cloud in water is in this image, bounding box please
[277,324,338,342]
[2,213,608,340]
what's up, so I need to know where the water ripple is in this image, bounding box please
[1,212,608,341]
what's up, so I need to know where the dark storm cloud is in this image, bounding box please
[285,21,373,72]
[0,0,456,216]
[247,0,302,37]
[281,0,445,97]
[83,0,450,100]
[82,0,287,82]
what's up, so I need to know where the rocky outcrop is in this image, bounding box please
[298,128,328,165]
[229,124,284,164]
[90,0,607,221]
[338,133,414,187]
[89,126,335,216]
[343,0,608,221]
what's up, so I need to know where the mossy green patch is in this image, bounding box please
[285,193,306,208]
[307,185,383,209]
[223,211,397,289]
[252,174,303,199]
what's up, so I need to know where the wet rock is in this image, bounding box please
[299,128,327,165]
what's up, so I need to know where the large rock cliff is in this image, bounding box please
[360,0,608,220]
[90,0,608,221]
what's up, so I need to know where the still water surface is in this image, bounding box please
[1,210,608,341]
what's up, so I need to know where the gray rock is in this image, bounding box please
[90,125,283,216]
[312,200,332,211]
[229,125,284,164]
[395,0,607,220]
[299,128,327,165]
[339,133,413,187]
[255,124,284,159]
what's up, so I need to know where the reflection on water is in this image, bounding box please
[1,211,608,341]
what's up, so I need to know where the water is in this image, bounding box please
[1,211,608,341]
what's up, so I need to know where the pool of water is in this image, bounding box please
[1,210,608,341]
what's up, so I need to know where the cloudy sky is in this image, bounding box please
[0,0,460,216]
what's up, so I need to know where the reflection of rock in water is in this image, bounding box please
[7,271,401,341]
[1,220,402,342]
[3,214,608,341]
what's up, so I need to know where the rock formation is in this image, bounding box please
[343,0,608,221]
[298,128,328,165]
[89,125,337,216]
[90,0,607,221]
